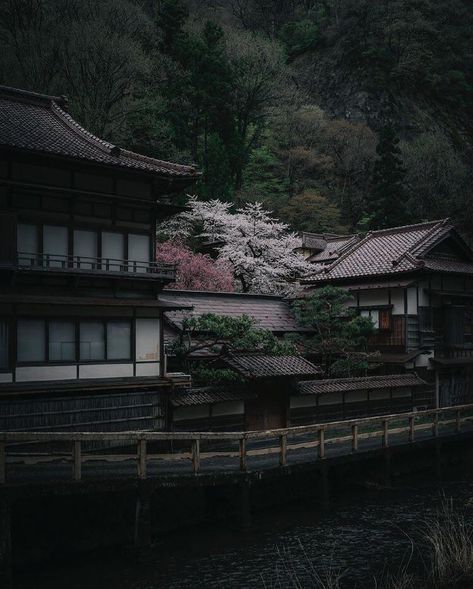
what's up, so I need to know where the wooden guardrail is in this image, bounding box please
[1,404,472,484]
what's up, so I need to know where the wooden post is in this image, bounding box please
[351,424,358,452]
[239,438,247,472]
[72,440,81,481]
[382,420,389,448]
[456,409,461,433]
[435,369,440,409]
[433,411,439,437]
[279,434,287,467]
[409,416,415,443]
[0,442,5,485]
[318,429,325,459]
[192,439,200,474]
[138,439,147,479]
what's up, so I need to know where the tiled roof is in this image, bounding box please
[298,374,427,395]
[222,353,321,379]
[0,85,199,179]
[304,219,473,283]
[171,388,256,407]
[163,290,304,333]
[308,235,358,263]
[367,351,425,364]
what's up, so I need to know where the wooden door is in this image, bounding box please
[245,392,286,431]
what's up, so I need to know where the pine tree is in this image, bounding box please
[367,126,408,229]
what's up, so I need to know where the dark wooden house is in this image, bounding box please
[0,85,199,432]
[302,220,473,407]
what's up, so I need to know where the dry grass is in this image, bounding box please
[421,497,473,588]
[262,498,473,589]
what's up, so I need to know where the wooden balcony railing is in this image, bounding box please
[16,252,176,279]
[2,404,472,484]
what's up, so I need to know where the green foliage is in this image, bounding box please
[292,286,375,377]
[239,145,289,204]
[366,126,408,229]
[279,19,318,58]
[192,367,243,387]
[279,190,347,234]
[1,0,473,235]
[171,313,297,380]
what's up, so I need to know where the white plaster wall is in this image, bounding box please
[407,286,418,315]
[391,290,405,314]
[418,280,430,306]
[0,373,13,383]
[79,363,133,379]
[413,351,434,368]
[290,395,318,408]
[212,400,244,416]
[345,390,368,403]
[16,365,76,382]
[135,362,160,377]
[135,318,160,362]
[358,290,390,307]
[319,392,343,405]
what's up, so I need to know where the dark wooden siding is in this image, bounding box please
[0,389,166,433]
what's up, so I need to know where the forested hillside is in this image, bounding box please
[2,0,472,235]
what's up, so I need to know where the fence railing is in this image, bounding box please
[16,252,176,278]
[2,404,473,485]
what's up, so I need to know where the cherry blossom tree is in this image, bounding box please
[159,197,312,294]
[156,240,234,292]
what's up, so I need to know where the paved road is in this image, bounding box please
[4,421,470,486]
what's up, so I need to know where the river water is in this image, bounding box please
[17,479,473,589]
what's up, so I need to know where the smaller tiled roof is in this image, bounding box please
[163,290,304,333]
[171,388,256,406]
[0,85,199,180]
[308,235,358,263]
[368,351,425,364]
[222,354,321,379]
[298,374,427,396]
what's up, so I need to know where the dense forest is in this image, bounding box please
[1,0,473,235]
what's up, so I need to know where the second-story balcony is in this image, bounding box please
[14,252,177,282]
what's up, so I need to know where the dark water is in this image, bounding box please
[17,480,473,589]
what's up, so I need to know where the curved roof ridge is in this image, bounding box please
[393,219,452,265]
[50,99,115,155]
[368,218,448,237]
[0,84,67,107]
[120,147,196,174]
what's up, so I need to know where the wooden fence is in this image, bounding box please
[1,404,473,485]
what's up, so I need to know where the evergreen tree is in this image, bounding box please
[367,126,408,229]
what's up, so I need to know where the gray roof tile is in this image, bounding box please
[222,353,321,379]
[0,85,199,179]
[298,374,428,395]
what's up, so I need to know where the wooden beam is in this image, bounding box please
[382,420,389,448]
[192,439,200,474]
[137,439,147,479]
[239,438,247,472]
[351,424,358,452]
[279,434,287,467]
[318,429,325,459]
[409,416,415,443]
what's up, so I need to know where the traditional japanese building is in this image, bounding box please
[302,219,473,407]
[0,85,199,432]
